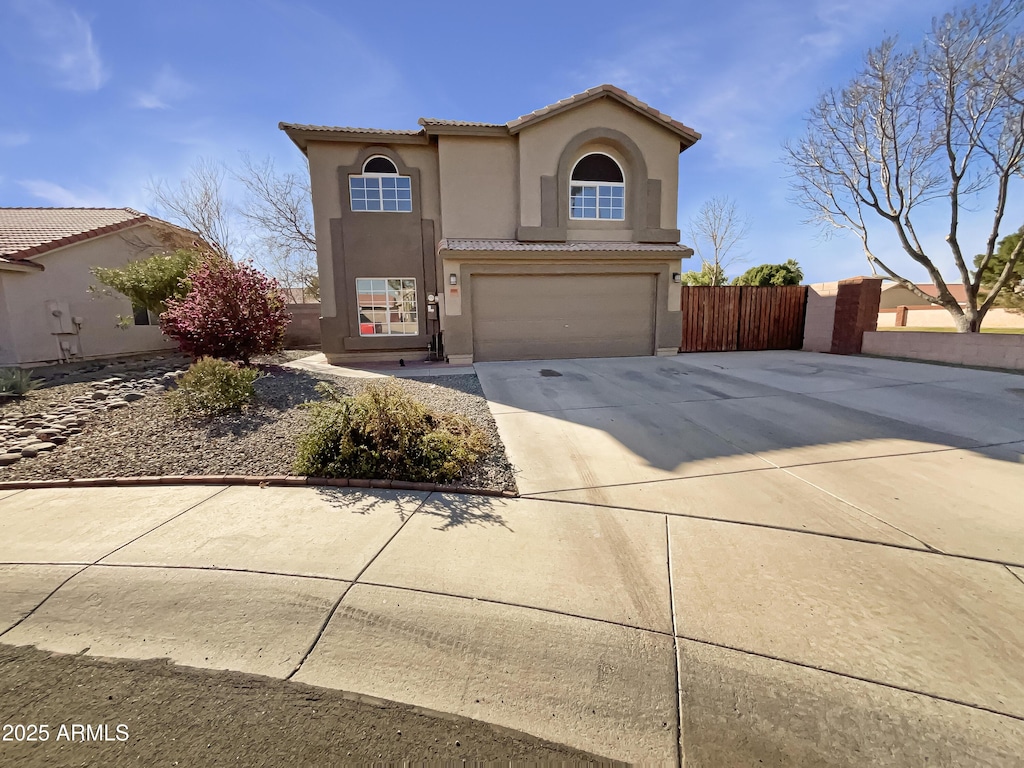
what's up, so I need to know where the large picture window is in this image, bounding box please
[356,278,418,336]
[350,156,412,212]
[570,152,625,220]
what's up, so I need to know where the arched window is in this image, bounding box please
[350,155,412,212]
[570,153,625,220]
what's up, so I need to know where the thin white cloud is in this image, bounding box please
[9,0,108,91]
[569,0,915,170]
[134,65,192,110]
[19,179,110,207]
[0,131,31,148]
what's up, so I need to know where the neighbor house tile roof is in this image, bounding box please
[0,255,44,271]
[438,238,691,253]
[0,208,150,260]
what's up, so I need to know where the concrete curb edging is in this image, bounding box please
[0,475,518,498]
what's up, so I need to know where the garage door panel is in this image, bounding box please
[472,274,655,362]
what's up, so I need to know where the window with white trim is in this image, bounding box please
[350,156,412,212]
[356,278,418,336]
[570,152,625,220]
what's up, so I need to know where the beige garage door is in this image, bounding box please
[471,274,656,362]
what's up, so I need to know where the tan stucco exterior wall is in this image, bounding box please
[0,225,177,366]
[306,142,363,319]
[306,141,441,322]
[517,99,681,233]
[437,135,518,239]
[0,278,17,366]
[802,281,839,353]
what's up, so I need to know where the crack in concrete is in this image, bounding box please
[1006,565,1024,589]
[0,486,229,639]
[520,494,1024,570]
[285,492,432,681]
[675,633,1024,724]
[665,515,684,768]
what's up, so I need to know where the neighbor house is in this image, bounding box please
[0,208,202,366]
[281,84,700,364]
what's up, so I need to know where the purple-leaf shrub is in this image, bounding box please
[161,258,290,364]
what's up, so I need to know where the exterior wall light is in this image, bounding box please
[449,273,458,285]
[672,272,682,284]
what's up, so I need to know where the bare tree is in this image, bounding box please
[149,158,235,258]
[785,0,1024,332]
[147,155,320,302]
[234,153,318,301]
[687,195,750,286]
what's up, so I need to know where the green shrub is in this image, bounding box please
[91,248,203,315]
[167,357,260,417]
[294,380,489,483]
[0,368,43,396]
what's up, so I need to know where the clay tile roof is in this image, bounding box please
[0,207,151,260]
[438,238,691,253]
[506,84,701,147]
[279,122,423,136]
[418,118,506,128]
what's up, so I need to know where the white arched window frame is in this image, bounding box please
[569,152,625,221]
[350,155,412,212]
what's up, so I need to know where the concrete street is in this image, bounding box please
[2,351,1023,764]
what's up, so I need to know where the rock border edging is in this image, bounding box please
[0,475,519,498]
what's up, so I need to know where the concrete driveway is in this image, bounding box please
[474,350,1024,763]
[1,351,1023,765]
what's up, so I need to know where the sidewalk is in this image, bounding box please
[283,353,475,379]
[2,483,1022,764]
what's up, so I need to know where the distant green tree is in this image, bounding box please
[732,258,804,286]
[974,228,1024,309]
[91,249,205,316]
[680,263,727,286]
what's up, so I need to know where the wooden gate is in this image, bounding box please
[680,285,808,352]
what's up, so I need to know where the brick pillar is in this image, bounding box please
[895,305,909,327]
[830,277,882,355]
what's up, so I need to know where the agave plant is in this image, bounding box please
[0,367,44,397]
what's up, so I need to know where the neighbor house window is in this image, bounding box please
[132,305,157,326]
[350,156,412,212]
[356,278,417,335]
[569,152,624,220]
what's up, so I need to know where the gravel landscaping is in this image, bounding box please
[0,354,518,493]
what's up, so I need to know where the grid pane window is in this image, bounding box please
[357,278,417,336]
[570,183,624,220]
[570,152,625,221]
[350,174,412,213]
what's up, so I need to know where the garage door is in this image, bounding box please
[471,274,656,361]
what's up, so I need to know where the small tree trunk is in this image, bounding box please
[950,304,981,333]
[964,303,983,333]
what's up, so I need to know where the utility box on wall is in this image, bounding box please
[45,300,74,334]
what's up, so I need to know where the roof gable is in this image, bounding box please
[281,84,701,149]
[506,85,700,148]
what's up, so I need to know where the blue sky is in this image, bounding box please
[0,0,1016,283]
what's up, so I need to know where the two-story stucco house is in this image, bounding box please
[280,84,700,364]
